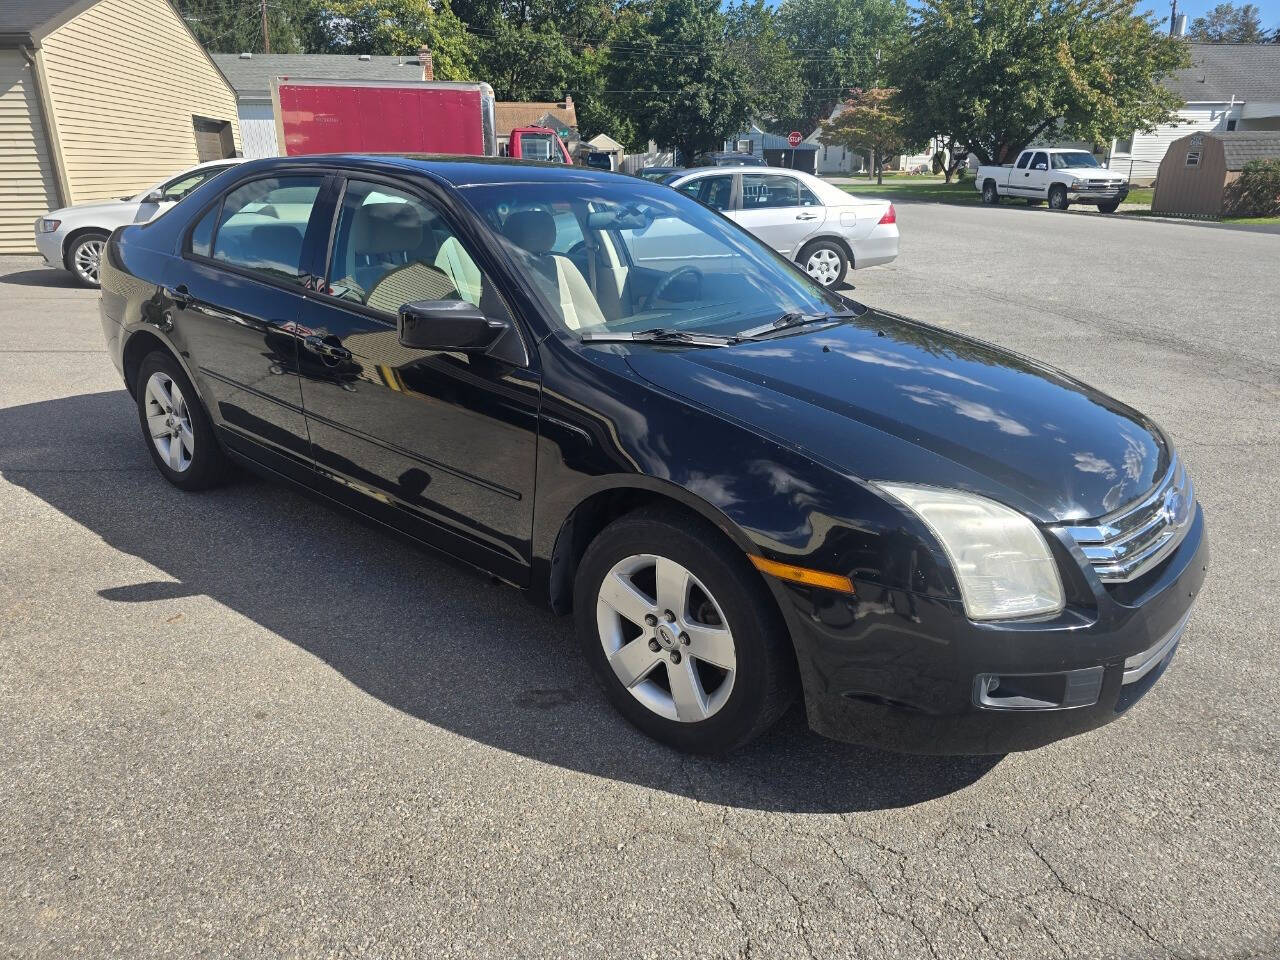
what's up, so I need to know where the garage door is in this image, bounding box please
[0,51,59,254]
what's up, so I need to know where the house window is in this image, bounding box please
[192,116,235,161]
[1113,135,1133,155]
[1226,119,1237,132]
[1186,150,1200,168]
[735,139,752,153]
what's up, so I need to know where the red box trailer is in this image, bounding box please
[271,78,497,157]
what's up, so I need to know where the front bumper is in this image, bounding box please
[774,505,1208,754]
[1068,186,1129,203]
[34,226,64,269]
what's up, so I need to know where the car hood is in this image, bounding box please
[1061,168,1124,179]
[47,199,138,220]
[622,312,1169,523]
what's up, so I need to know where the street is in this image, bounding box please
[1,202,1277,959]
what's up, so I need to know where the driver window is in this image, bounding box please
[326,180,500,319]
[1031,152,1048,171]
[161,169,215,201]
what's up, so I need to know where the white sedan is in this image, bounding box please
[665,166,898,287]
[35,159,241,287]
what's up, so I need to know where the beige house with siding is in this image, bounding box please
[0,0,240,253]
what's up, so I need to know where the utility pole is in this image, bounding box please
[1169,0,1177,35]
[261,0,271,53]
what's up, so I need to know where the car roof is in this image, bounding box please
[239,153,628,186]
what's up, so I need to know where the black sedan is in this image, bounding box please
[99,155,1207,755]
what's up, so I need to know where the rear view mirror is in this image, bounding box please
[398,299,509,353]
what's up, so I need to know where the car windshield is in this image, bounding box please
[519,134,562,162]
[1051,152,1101,169]
[458,179,848,339]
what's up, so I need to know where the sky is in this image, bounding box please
[1141,0,1280,32]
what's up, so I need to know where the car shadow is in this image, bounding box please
[0,267,80,289]
[0,390,1001,813]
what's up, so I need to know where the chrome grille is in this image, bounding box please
[1060,455,1195,583]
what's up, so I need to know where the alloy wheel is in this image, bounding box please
[804,248,842,287]
[596,553,737,723]
[73,238,106,286]
[143,372,194,473]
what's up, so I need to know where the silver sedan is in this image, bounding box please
[666,166,899,287]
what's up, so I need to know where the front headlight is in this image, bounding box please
[37,218,60,233]
[876,484,1065,620]
[1069,179,1083,189]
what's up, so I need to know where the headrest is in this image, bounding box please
[351,202,423,255]
[249,224,304,262]
[502,209,556,255]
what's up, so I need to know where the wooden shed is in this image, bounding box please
[1152,130,1280,218]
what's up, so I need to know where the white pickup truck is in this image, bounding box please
[976,148,1129,213]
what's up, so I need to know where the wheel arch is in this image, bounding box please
[61,225,111,266]
[120,327,209,413]
[542,477,762,616]
[796,233,854,269]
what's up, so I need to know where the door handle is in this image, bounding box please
[163,284,191,308]
[795,212,819,220]
[303,334,352,363]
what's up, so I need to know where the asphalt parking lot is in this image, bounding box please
[2,203,1277,960]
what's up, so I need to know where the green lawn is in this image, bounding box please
[837,176,982,204]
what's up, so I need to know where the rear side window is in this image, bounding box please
[1016,153,1031,169]
[742,174,800,209]
[208,176,324,283]
[682,175,732,211]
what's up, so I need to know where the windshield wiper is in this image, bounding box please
[579,327,736,346]
[737,311,855,340]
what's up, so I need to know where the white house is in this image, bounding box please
[211,51,435,159]
[1108,43,1280,183]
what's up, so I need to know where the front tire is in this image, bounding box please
[66,231,109,288]
[574,509,797,753]
[798,240,848,288]
[981,180,999,204]
[1048,185,1069,210]
[135,350,230,490]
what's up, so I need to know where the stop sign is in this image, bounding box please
[787,130,803,147]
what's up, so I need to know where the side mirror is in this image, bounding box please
[398,299,509,353]
[143,189,166,203]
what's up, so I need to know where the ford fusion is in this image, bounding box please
[99,156,1207,754]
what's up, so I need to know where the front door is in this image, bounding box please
[295,176,540,582]
[730,173,825,257]
[166,173,330,477]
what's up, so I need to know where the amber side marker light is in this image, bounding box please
[748,555,856,594]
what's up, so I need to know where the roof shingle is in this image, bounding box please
[211,52,430,99]
[1215,130,1280,169]
[1164,43,1280,103]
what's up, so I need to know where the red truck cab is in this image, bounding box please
[506,126,572,163]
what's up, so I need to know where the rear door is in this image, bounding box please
[293,174,540,582]
[164,172,333,478]
[1007,151,1033,195]
[731,172,825,257]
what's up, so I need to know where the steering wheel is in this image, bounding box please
[644,265,703,311]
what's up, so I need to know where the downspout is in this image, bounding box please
[20,43,71,208]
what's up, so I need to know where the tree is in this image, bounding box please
[724,1,806,133]
[298,0,477,78]
[889,0,1189,167]
[1188,2,1266,42]
[606,0,755,162]
[777,0,909,130]
[176,0,307,53]
[819,87,912,183]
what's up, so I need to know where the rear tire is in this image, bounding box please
[66,231,109,288]
[1048,185,1069,210]
[981,180,999,204]
[1097,201,1120,214]
[574,509,797,753]
[135,350,230,491]
[797,239,848,288]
